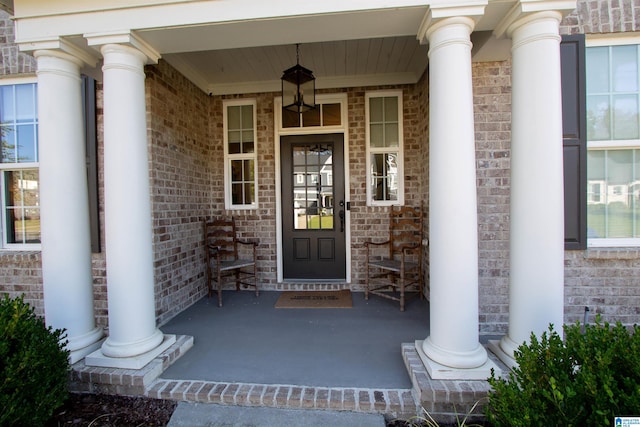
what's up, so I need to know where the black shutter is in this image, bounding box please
[82,75,101,253]
[561,35,587,250]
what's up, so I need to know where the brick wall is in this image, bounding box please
[0,251,43,314]
[474,61,513,334]
[0,9,35,75]
[145,60,212,326]
[562,0,640,34]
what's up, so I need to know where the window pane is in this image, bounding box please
[231,183,243,205]
[16,124,36,162]
[4,169,40,244]
[612,45,638,92]
[370,97,383,122]
[587,149,639,239]
[241,105,253,128]
[371,153,398,201]
[302,107,320,127]
[587,95,611,140]
[370,123,384,147]
[231,160,242,181]
[282,109,300,128]
[586,47,609,94]
[0,86,14,123]
[322,103,341,126]
[15,84,35,123]
[384,96,398,122]
[243,159,254,180]
[613,94,639,139]
[242,140,254,154]
[1,126,16,163]
[242,129,254,143]
[228,130,241,144]
[228,106,241,129]
[243,183,254,204]
[0,84,37,165]
[384,123,399,147]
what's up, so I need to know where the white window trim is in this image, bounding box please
[365,90,405,206]
[0,77,41,250]
[585,37,640,247]
[223,99,258,210]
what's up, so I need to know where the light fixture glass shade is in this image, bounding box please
[281,63,316,114]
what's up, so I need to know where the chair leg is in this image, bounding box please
[364,248,369,301]
[217,268,223,307]
[206,258,212,299]
[400,270,405,312]
[253,262,258,297]
[235,270,240,292]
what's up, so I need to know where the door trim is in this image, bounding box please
[274,93,351,283]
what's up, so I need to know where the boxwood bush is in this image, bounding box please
[486,317,640,426]
[0,295,69,426]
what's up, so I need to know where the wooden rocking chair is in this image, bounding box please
[204,217,258,307]
[364,205,424,311]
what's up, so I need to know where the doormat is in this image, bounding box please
[275,290,352,309]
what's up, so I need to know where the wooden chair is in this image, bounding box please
[364,205,423,311]
[204,217,258,307]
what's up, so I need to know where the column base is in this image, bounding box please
[70,338,105,365]
[85,334,176,369]
[416,340,501,380]
[67,326,105,364]
[488,339,517,370]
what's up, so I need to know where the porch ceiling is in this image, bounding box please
[13,0,519,95]
[138,1,517,95]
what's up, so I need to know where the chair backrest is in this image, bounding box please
[388,205,423,260]
[204,217,238,260]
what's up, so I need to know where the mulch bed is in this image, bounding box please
[46,393,177,426]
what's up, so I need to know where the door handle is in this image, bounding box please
[339,210,345,232]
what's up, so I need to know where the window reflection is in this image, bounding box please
[292,144,334,230]
[587,149,640,238]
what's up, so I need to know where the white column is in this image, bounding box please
[35,49,103,364]
[85,43,173,368]
[493,11,566,368]
[416,11,497,379]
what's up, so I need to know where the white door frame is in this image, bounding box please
[274,93,351,283]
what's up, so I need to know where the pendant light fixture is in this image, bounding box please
[281,43,316,114]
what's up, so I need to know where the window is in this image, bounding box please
[223,100,257,209]
[586,41,640,246]
[0,80,40,248]
[282,102,342,128]
[366,91,404,206]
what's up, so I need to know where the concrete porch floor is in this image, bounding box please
[69,290,503,422]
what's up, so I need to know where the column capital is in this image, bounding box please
[19,37,99,68]
[417,0,487,45]
[85,30,160,64]
[494,0,577,39]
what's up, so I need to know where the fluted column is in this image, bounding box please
[35,48,104,364]
[415,2,498,380]
[491,9,569,368]
[84,39,174,368]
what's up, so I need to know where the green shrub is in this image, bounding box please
[0,295,70,426]
[486,317,640,427]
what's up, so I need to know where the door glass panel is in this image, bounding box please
[292,143,334,230]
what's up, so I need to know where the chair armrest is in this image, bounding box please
[363,240,391,247]
[236,239,258,247]
[399,243,420,253]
